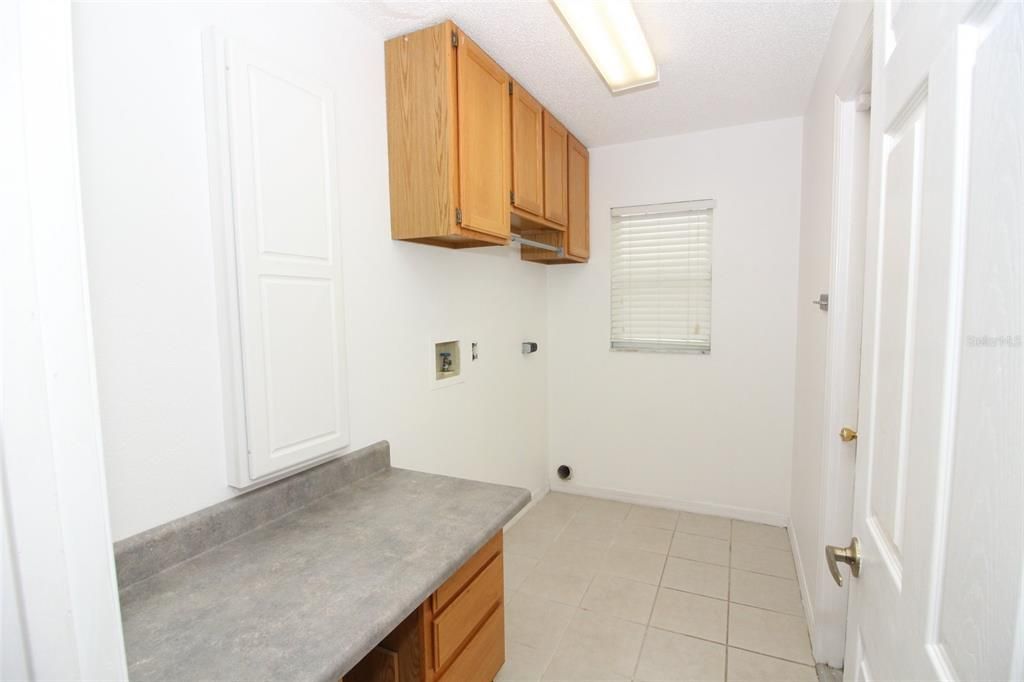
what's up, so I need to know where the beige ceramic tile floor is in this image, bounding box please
[497,493,816,682]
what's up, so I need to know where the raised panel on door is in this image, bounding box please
[511,83,543,216]
[867,99,925,574]
[566,134,589,259]
[223,39,350,482]
[542,110,568,226]
[933,4,1022,679]
[456,31,510,239]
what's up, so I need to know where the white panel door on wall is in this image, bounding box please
[843,1,1022,680]
[209,34,350,484]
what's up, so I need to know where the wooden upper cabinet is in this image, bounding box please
[456,30,510,239]
[542,110,568,226]
[384,22,509,248]
[510,83,544,216]
[521,132,589,264]
[384,21,585,262]
[566,134,590,260]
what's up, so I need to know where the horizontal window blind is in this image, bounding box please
[610,199,713,353]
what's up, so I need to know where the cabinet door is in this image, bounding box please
[566,134,589,259]
[542,110,568,226]
[219,37,350,484]
[510,83,543,216]
[456,31,510,239]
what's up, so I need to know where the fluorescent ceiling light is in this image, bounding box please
[551,0,658,93]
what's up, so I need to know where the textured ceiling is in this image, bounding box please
[346,0,840,147]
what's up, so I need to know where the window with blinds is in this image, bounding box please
[610,199,714,353]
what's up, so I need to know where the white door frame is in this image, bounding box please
[0,0,128,678]
[810,16,874,668]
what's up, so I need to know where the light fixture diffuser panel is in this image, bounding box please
[552,0,659,93]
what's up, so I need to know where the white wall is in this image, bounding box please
[72,2,550,541]
[789,0,872,665]
[546,118,803,524]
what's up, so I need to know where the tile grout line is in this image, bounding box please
[631,623,651,681]
[656,583,805,618]
[631,506,675,682]
[725,519,733,682]
[667,542,797,580]
[726,642,819,669]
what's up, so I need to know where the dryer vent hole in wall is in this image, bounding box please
[557,465,572,481]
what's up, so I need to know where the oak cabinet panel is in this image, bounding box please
[542,110,568,226]
[436,605,504,682]
[521,133,589,264]
[432,555,502,670]
[455,31,510,238]
[510,83,544,216]
[384,22,508,247]
[430,534,504,681]
[566,134,590,260]
[509,95,568,235]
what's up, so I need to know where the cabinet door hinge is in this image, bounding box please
[451,31,459,48]
[510,191,515,204]
[455,207,463,225]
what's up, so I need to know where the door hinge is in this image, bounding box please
[509,81,513,95]
[510,191,515,204]
[455,207,463,225]
[451,31,459,48]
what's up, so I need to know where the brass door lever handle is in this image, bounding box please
[825,537,862,587]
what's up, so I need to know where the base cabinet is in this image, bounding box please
[343,532,505,682]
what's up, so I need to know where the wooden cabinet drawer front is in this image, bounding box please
[434,532,502,613]
[437,604,504,682]
[432,553,503,670]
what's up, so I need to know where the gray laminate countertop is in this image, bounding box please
[118,467,530,681]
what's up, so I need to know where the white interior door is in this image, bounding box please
[845,1,1023,679]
